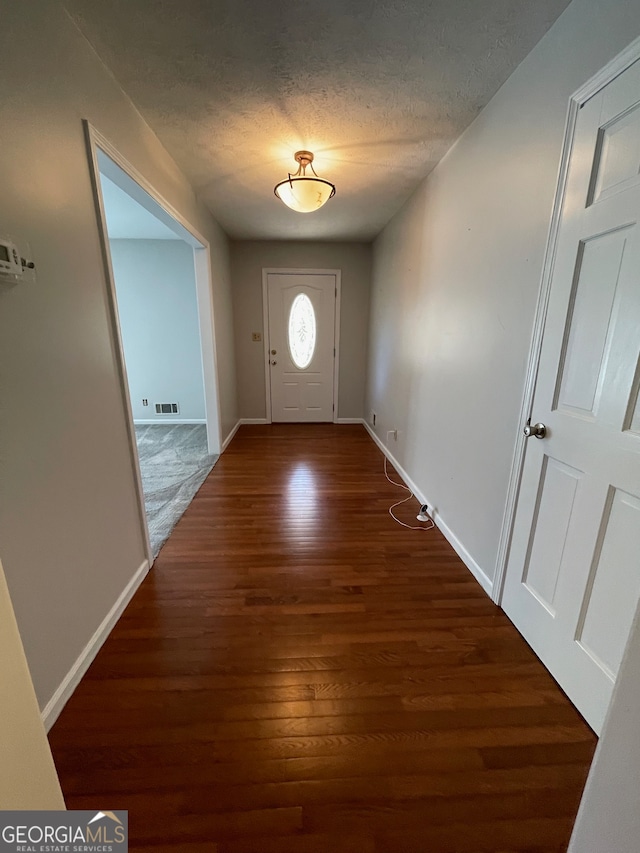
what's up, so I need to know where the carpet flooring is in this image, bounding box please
[134,423,217,557]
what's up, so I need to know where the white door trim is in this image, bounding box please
[84,121,223,568]
[493,37,640,605]
[262,268,341,423]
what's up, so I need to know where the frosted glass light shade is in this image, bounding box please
[274,151,336,213]
[274,177,335,213]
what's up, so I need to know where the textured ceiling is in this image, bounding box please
[66,0,571,241]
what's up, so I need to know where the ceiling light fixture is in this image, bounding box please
[274,151,336,213]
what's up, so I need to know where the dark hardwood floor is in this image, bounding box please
[48,424,597,852]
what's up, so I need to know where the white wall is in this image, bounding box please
[231,241,371,420]
[0,559,65,809]
[109,239,206,423]
[0,2,237,713]
[366,0,640,591]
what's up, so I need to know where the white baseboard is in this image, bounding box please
[221,420,241,452]
[363,422,493,598]
[133,419,206,425]
[433,514,494,597]
[221,419,269,452]
[218,417,363,453]
[42,559,150,731]
[231,418,364,427]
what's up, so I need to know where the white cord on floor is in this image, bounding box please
[384,456,434,531]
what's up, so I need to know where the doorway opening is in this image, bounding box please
[85,125,222,564]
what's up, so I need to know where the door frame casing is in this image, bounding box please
[84,121,223,568]
[262,268,342,424]
[493,37,640,605]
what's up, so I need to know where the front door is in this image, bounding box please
[266,271,337,423]
[502,58,640,733]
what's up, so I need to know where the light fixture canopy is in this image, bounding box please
[274,151,336,213]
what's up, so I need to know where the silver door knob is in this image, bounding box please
[524,421,546,439]
[271,360,277,365]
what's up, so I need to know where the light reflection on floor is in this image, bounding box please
[286,461,319,539]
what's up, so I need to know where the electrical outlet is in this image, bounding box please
[142,398,149,406]
[252,332,262,342]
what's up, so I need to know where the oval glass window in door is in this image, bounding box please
[288,293,316,369]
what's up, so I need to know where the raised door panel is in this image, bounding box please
[522,456,582,614]
[590,100,640,204]
[577,488,640,678]
[555,228,630,417]
[625,369,640,435]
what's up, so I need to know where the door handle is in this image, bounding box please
[524,419,547,439]
[271,360,277,365]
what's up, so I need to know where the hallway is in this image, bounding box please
[48,425,596,852]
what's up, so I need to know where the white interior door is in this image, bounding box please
[266,272,337,422]
[503,59,640,733]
